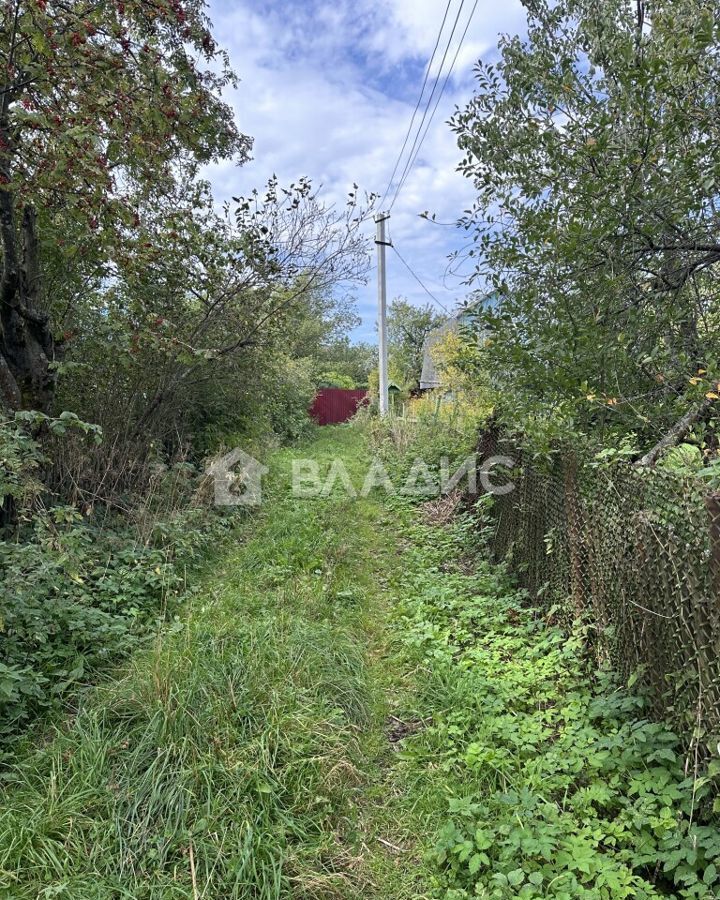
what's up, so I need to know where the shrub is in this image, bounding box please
[1,417,238,744]
[0,504,235,745]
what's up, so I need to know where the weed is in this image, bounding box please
[3,425,718,899]
[0,428,392,899]
[380,503,720,899]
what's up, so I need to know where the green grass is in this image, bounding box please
[0,427,401,899]
[366,505,720,900]
[1,425,717,899]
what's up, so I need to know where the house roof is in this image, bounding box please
[418,294,494,390]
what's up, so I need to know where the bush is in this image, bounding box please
[361,390,491,488]
[0,504,235,745]
[1,418,238,745]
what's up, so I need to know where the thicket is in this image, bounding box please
[0,1,374,742]
[452,0,720,465]
[0,409,243,747]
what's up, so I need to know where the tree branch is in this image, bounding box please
[636,397,713,467]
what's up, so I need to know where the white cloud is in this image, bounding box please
[204,0,527,340]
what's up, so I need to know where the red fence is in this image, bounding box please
[310,388,368,425]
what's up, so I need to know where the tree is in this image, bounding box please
[387,297,444,390]
[115,177,372,436]
[49,175,374,498]
[452,0,720,453]
[0,0,249,412]
[315,339,377,388]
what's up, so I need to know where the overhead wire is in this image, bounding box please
[376,2,481,328]
[391,244,452,315]
[386,0,467,212]
[377,0,454,211]
[389,0,480,212]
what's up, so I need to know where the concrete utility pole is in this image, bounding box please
[375,212,390,415]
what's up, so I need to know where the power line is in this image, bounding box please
[378,0,454,211]
[391,244,452,315]
[390,0,480,212]
[387,0,469,212]
[387,2,467,212]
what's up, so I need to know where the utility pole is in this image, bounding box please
[375,212,390,415]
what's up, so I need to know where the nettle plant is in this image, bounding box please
[0,494,234,743]
[391,513,720,899]
[0,412,234,742]
[0,410,101,516]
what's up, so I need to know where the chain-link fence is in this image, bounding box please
[477,425,720,737]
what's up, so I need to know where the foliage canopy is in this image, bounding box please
[453,0,720,452]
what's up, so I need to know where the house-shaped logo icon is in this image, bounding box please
[207,448,269,507]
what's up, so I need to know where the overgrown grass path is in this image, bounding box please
[0,427,714,899]
[0,428,411,899]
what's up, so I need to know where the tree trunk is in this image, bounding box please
[0,198,56,413]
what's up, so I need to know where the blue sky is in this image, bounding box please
[204,0,527,342]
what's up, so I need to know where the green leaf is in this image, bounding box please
[507,869,525,886]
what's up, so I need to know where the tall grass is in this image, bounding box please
[0,428,392,899]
